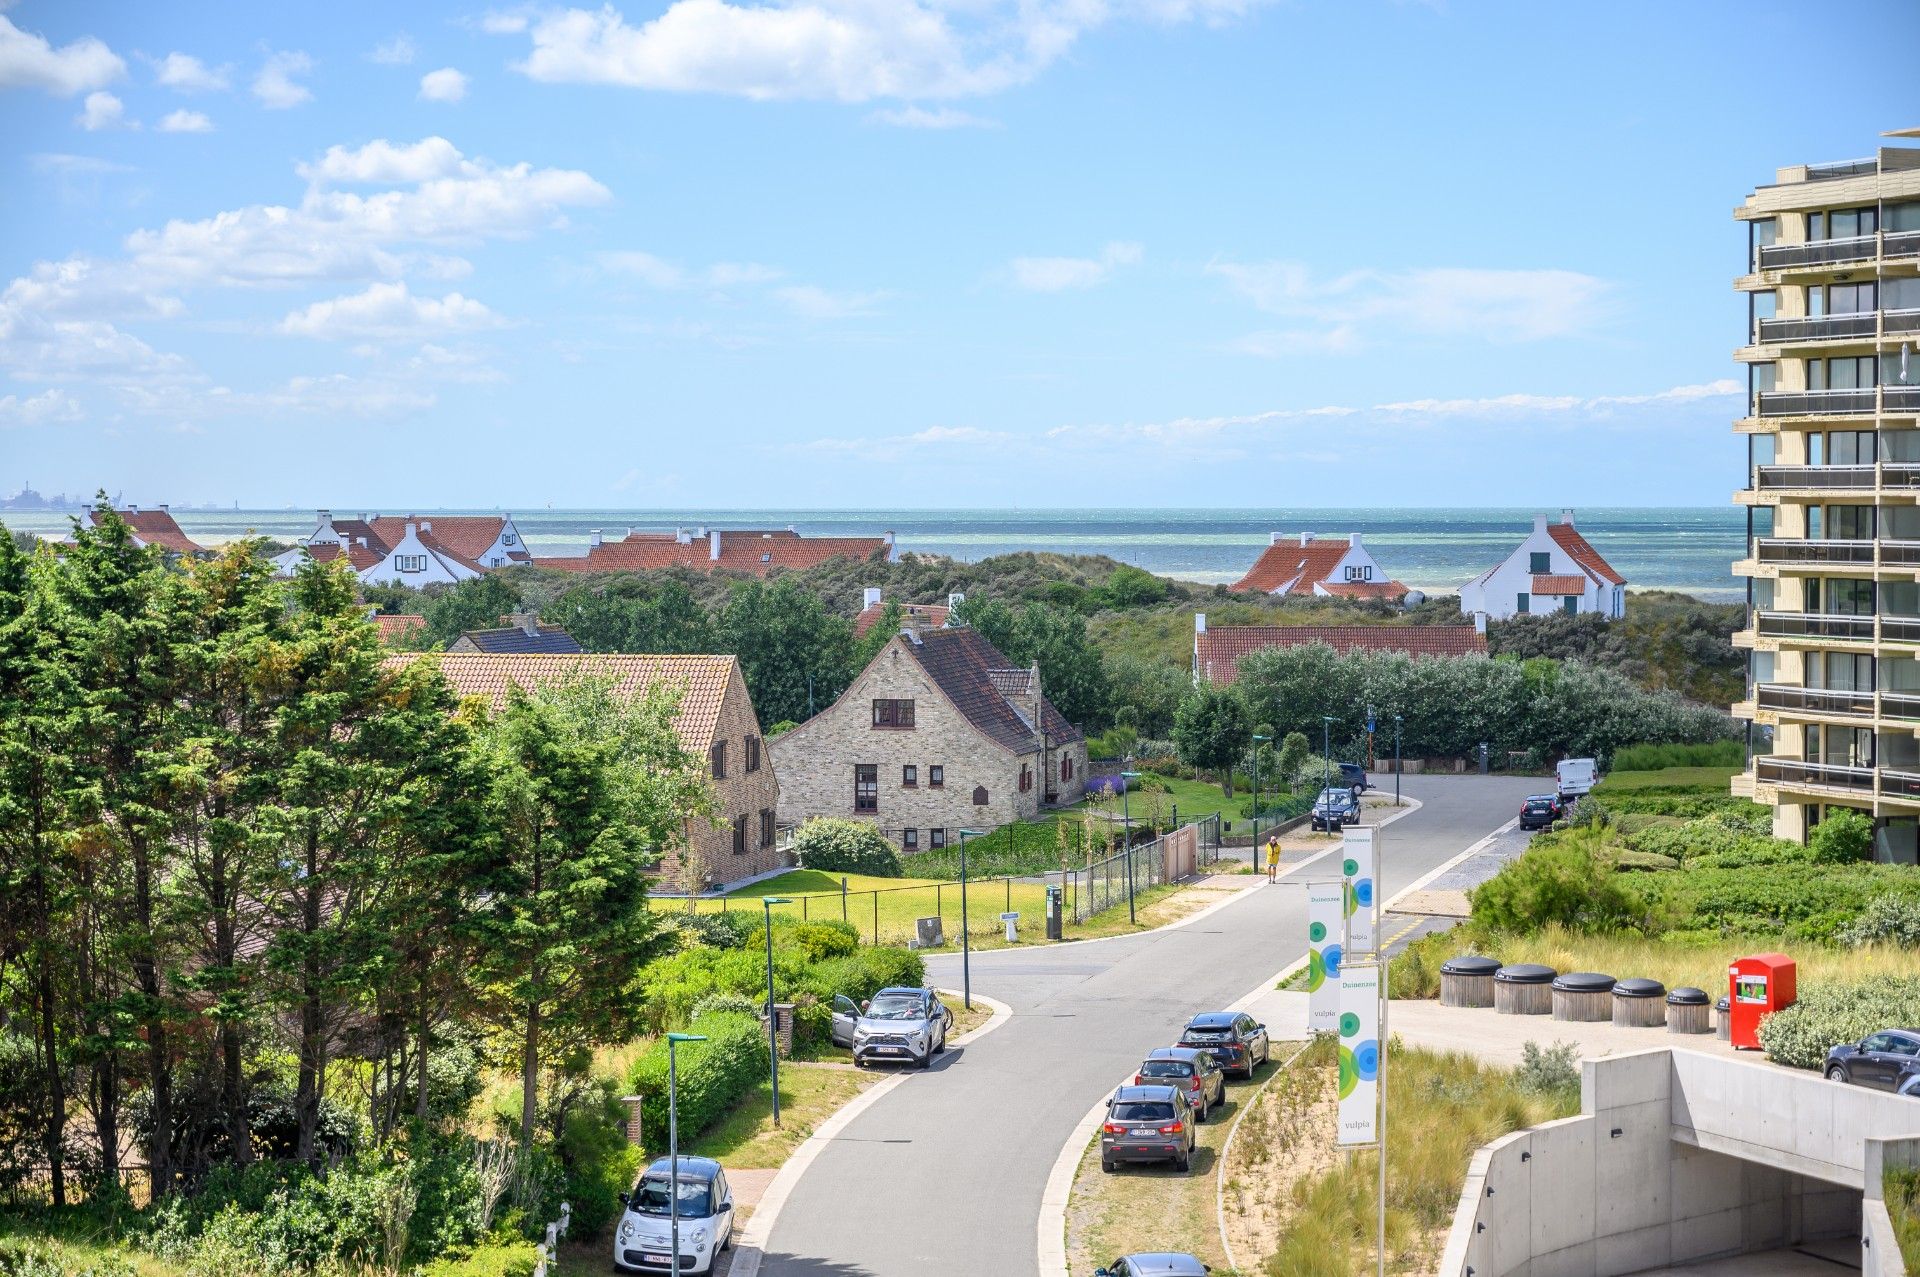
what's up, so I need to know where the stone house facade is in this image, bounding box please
[416,652,784,888]
[770,627,1089,854]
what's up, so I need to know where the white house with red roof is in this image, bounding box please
[81,504,206,556]
[272,510,531,587]
[1458,511,1626,622]
[1229,532,1409,602]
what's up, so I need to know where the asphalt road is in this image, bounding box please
[755,773,1539,1277]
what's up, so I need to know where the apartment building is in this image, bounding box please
[1731,128,1920,862]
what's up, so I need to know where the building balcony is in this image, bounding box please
[1754,308,1920,346]
[1754,755,1874,795]
[1756,389,1876,417]
[1752,610,1876,643]
[1758,234,1878,271]
[1752,463,1877,493]
[1889,229,1920,261]
[1754,683,1874,719]
[1753,537,1876,568]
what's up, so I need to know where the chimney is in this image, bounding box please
[1348,533,1361,547]
[884,531,897,561]
[1194,612,1207,634]
[903,627,922,646]
[1561,509,1576,526]
[709,529,722,561]
[1299,532,1313,545]
[158,504,169,514]
[127,503,138,514]
[1533,513,1549,534]
[509,611,540,637]
[1028,661,1044,740]
[420,519,432,533]
[355,536,366,548]
[1269,531,1283,546]
[947,591,965,611]
[863,587,883,609]
[590,529,603,548]
[405,521,418,538]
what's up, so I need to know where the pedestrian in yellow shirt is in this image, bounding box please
[1264,834,1281,883]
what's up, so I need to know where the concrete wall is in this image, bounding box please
[1863,1135,1920,1277]
[1439,1048,1920,1277]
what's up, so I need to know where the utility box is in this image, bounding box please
[1045,884,1063,940]
[915,916,945,948]
[1727,952,1796,1050]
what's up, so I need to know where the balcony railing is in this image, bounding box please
[1884,540,1920,567]
[1755,756,1873,792]
[1883,463,1920,489]
[1758,234,1877,270]
[1881,769,1920,801]
[1757,312,1878,344]
[1805,158,1878,181]
[1753,611,1874,642]
[1754,537,1875,566]
[1885,617,1920,645]
[1755,683,1874,717]
[1889,386,1920,414]
[1882,692,1920,722]
[1753,464,1876,491]
[1887,229,1920,260]
[1888,309,1920,337]
[1756,388,1876,416]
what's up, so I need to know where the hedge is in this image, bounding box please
[419,1241,543,1277]
[793,818,903,877]
[1757,974,1920,1069]
[797,947,926,1004]
[628,1011,770,1150]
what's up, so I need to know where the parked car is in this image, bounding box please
[1177,1011,1271,1079]
[1518,794,1564,831]
[1556,757,1598,801]
[1095,1255,1212,1276]
[614,1156,735,1274]
[1135,1046,1226,1122]
[1338,762,1370,793]
[830,985,952,1069]
[1824,1028,1920,1092]
[1099,1084,1196,1173]
[1310,787,1357,831]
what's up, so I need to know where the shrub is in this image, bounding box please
[628,1011,770,1150]
[1810,808,1873,864]
[0,1240,135,1277]
[792,818,903,877]
[672,910,762,950]
[1756,974,1920,1069]
[419,1242,543,1277]
[1514,1040,1580,1098]
[1615,850,1679,872]
[787,920,859,963]
[1888,1167,1920,1274]
[1838,894,1920,949]
[1469,838,1646,935]
[690,991,761,1020]
[1610,740,1744,771]
[554,1078,644,1238]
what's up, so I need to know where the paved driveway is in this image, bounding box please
[755,773,1539,1276]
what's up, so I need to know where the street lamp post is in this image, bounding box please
[761,897,792,1126]
[665,1031,706,1274]
[1250,732,1272,847]
[1321,715,1335,796]
[1120,767,1143,924]
[1393,715,1404,807]
[957,829,987,1009]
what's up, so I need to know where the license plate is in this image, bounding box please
[877,1046,904,1054]
[642,1254,669,1265]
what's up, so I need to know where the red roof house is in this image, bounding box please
[535,526,894,577]
[1229,532,1409,601]
[1191,613,1487,686]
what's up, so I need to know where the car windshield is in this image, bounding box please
[863,997,924,1021]
[1185,1025,1228,1038]
[1525,800,1553,811]
[630,1175,713,1217]
[1139,1061,1193,1079]
[1110,1101,1175,1121]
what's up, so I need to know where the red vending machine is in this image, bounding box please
[1727,953,1796,1050]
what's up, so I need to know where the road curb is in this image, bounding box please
[1215,1039,1317,1273]
[727,989,1013,1277]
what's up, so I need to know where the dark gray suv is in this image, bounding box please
[1100,1084,1195,1173]
[1134,1047,1225,1122]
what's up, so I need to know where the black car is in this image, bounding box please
[1176,1011,1271,1079]
[1338,763,1369,794]
[1518,794,1564,831]
[1825,1028,1920,1092]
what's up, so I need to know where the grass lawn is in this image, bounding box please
[1594,765,1738,794]
[685,1061,880,1169]
[1067,1046,1300,1276]
[0,1224,188,1277]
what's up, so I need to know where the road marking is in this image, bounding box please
[1381,817,1519,913]
[1381,917,1426,952]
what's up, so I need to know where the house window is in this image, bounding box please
[855,765,878,812]
[930,827,947,849]
[903,828,919,851]
[711,741,727,780]
[1563,597,1578,616]
[1529,551,1550,573]
[1060,755,1073,782]
[503,533,517,546]
[396,554,427,573]
[745,735,761,773]
[1019,764,1033,793]
[759,809,775,849]
[972,785,988,806]
[732,813,749,855]
[928,765,944,788]
[902,764,917,788]
[1515,593,1530,615]
[872,699,915,729]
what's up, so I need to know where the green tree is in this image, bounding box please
[1810,808,1873,865]
[951,597,1110,729]
[1105,654,1188,739]
[717,577,856,725]
[1100,564,1168,609]
[419,574,526,647]
[1275,732,1311,791]
[791,818,903,877]
[546,578,715,654]
[1172,683,1250,797]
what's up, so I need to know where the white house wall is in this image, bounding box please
[1461,519,1624,622]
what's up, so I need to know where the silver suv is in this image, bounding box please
[1100,1084,1196,1173]
[830,986,952,1069]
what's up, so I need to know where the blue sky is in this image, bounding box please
[2,0,1916,510]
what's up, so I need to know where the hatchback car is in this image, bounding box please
[613,1156,734,1274]
[1095,1254,1212,1276]
[1134,1047,1226,1122]
[1338,762,1370,794]
[1311,787,1358,832]
[1824,1028,1920,1092]
[830,985,952,1069]
[1518,794,1564,831]
[1100,1084,1195,1173]
[1177,1011,1271,1078]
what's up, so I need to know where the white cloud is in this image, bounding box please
[799,423,1016,454]
[506,1,1265,103]
[480,12,531,35]
[1010,241,1142,292]
[30,152,132,176]
[0,387,83,427]
[368,34,416,65]
[419,67,468,102]
[76,90,126,130]
[0,14,124,95]
[252,50,313,108]
[1208,261,1613,347]
[868,105,994,129]
[600,249,783,291]
[150,51,228,92]
[774,284,886,319]
[298,136,472,184]
[157,108,213,133]
[279,281,505,340]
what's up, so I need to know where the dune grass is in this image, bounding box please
[1593,765,1739,795]
[1888,1167,1920,1273]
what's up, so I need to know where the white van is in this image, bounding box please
[1556,758,1598,800]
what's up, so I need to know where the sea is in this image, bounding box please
[1,505,1748,602]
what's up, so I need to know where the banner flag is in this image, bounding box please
[1341,826,1377,955]
[1337,962,1381,1147]
[1306,880,1343,1033]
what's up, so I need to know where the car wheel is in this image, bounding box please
[1177,1148,1191,1173]
[1826,1065,1848,1084]
[853,1056,866,1069]
[918,1049,933,1069]
[1102,1157,1116,1174]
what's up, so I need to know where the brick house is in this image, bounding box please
[770,627,1088,853]
[415,652,784,888]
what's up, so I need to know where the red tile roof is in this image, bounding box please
[372,614,425,644]
[324,519,391,556]
[1231,538,1351,594]
[902,628,1083,747]
[1547,524,1624,587]
[365,516,528,565]
[1318,579,1410,601]
[853,601,950,636]
[536,529,890,577]
[308,542,384,571]
[88,507,204,555]
[1195,624,1487,686]
[1531,573,1588,596]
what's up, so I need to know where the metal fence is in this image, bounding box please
[1060,812,1221,924]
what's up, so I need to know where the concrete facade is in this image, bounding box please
[1438,1047,1920,1277]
